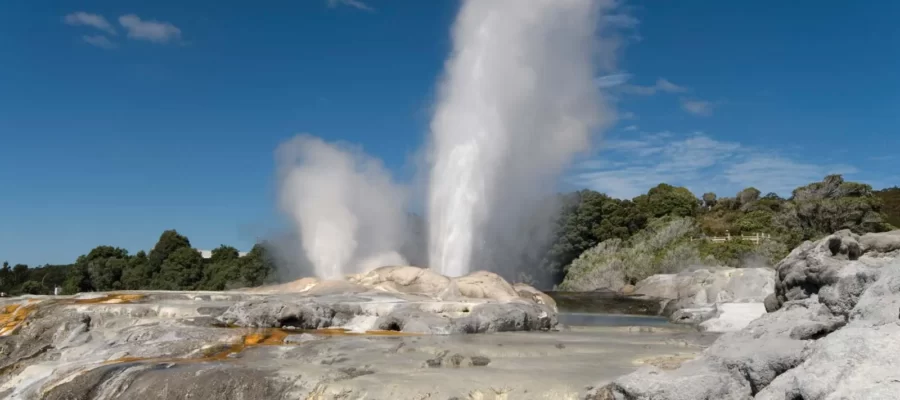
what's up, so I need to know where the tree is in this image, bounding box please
[874,187,900,228]
[0,262,11,292]
[542,190,648,283]
[121,250,152,290]
[81,246,129,291]
[239,244,276,287]
[634,183,699,218]
[148,230,191,274]
[12,264,29,287]
[153,247,204,290]
[702,192,718,209]
[20,280,42,295]
[199,245,243,290]
[63,262,93,294]
[737,187,761,205]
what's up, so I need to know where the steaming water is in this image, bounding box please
[428,0,610,277]
[276,135,409,279]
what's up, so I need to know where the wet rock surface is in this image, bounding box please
[591,230,900,400]
[0,267,716,399]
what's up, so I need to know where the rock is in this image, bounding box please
[669,305,716,325]
[283,333,322,344]
[452,271,521,301]
[513,283,558,312]
[698,303,767,333]
[346,265,451,295]
[858,230,900,254]
[633,266,774,329]
[620,284,635,295]
[594,230,900,400]
[768,229,897,313]
[634,267,774,305]
[0,285,715,400]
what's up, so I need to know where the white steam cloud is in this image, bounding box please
[276,135,410,279]
[273,1,619,285]
[427,0,614,279]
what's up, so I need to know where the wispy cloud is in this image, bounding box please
[81,34,116,49]
[327,0,374,11]
[603,13,640,29]
[621,78,688,95]
[623,125,638,131]
[119,14,182,44]
[680,98,714,116]
[595,73,632,88]
[64,12,116,35]
[568,131,859,199]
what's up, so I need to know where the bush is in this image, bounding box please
[559,217,707,290]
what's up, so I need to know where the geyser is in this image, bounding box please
[276,135,410,279]
[275,0,617,283]
[427,0,611,277]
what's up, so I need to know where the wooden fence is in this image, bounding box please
[690,232,772,245]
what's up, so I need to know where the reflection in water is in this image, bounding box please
[558,312,671,327]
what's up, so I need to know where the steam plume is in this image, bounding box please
[427,0,614,280]
[276,135,409,279]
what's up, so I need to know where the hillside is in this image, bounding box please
[555,175,892,290]
[875,187,900,228]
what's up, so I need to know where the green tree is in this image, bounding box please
[121,250,152,290]
[81,246,129,291]
[12,264,29,287]
[702,192,718,209]
[239,244,276,287]
[20,280,42,295]
[148,230,192,275]
[542,190,647,283]
[874,187,900,228]
[0,262,12,292]
[634,183,699,218]
[63,262,93,294]
[153,247,204,290]
[199,245,243,290]
[737,187,761,206]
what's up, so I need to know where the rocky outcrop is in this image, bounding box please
[632,266,775,332]
[590,229,900,399]
[0,268,716,399]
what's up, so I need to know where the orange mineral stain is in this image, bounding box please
[70,294,145,305]
[0,303,37,336]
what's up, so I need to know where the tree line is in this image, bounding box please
[2,175,896,295]
[0,230,275,296]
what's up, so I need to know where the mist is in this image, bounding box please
[427,0,616,282]
[275,135,410,279]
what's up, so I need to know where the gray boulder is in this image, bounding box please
[592,230,900,400]
[634,266,774,331]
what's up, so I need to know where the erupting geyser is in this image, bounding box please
[276,0,615,282]
[427,0,610,277]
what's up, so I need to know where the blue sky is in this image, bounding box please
[1,0,897,265]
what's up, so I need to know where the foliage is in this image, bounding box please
[2,229,277,296]
[549,174,893,288]
[541,190,648,282]
[559,217,704,290]
[634,183,699,218]
[875,187,900,228]
[702,192,717,208]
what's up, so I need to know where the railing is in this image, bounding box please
[691,232,772,245]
